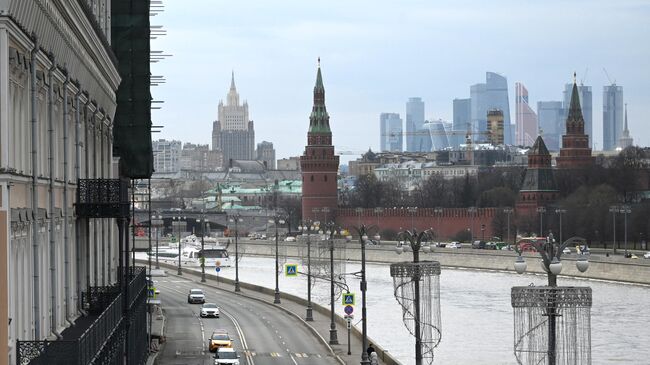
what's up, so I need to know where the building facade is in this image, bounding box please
[212,73,255,162]
[300,63,339,222]
[153,139,182,173]
[487,109,505,145]
[277,157,301,171]
[0,1,124,363]
[453,98,471,131]
[179,143,222,172]
[379,112,403,152]
[405,97,430,152]
[470,72,512,145]
[515,82,538,146]
[563,83,592,148]
[426,119,450,151]
[256,141,276,169]
[603,84,624,151]
[556,79,593,169]
[537,101,563,151]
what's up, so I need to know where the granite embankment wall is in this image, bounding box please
[236,239,650,285]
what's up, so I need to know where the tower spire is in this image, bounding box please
[565,74,584,134]
[230,70,236,91]
[624,103,629,133]
[309,59,330,133]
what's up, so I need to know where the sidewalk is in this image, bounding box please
[145,261,399,365]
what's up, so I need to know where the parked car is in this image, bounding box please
[214,348,241,365]
[435,242,446,248]
[472,240,486,249]
[188,289,206,304]
[448,242,462,249]
[644,252,650,259]
[209,330,234,352]
[200,303,220,318]
[284,236,296,242]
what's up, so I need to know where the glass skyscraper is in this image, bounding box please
[603,84,624,151]
[379,113,403,152]
[453,98,471,131]
[470,72,512,144]
[405,97,430,152]
[537,101,563,151]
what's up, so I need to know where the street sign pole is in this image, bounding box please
[348,318,351,355]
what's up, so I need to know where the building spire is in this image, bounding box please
[309,59,330,133]
[230,70,236,91]
[565,74,585,134]
[624,103,629,133]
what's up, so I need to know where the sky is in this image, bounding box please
[151,0,650,163]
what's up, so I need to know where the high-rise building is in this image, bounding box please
[563,83,592,148]
[379,113,403,152]
[537,101,564,151]
[406,97,430,152]
[487,109,505,145]
[515,83,538,146]
[556,78,593,169]
[618,104,634,149]
[470,72,512,144]
[300,61,339,221]
[453,98,471,131]
[426,119,450,150]
[256,141,276,169]
[212,72,256,162]
[153,139,182,173]
[603,84,624,151]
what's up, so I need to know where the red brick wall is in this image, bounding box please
[336,207,498,241]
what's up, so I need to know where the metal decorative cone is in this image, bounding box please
[390,261,442,364]
[511,286,592,364]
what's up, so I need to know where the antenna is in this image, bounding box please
[602,68,615,85]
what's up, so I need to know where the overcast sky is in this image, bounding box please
[151,0,649,163]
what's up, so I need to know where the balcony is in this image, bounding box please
[17,267,148,365]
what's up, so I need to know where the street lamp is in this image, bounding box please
[151,215,163,269]
[353,224,373,365]
[173,216,185,275]
[468,206,477,241]
[299,220,318,321]
[512,233,591,365]
[620,205,631,258]
[323,222,341,345]
[609,205,618,254]
[196,212,208,283]
[537,206,546,237]
[393,229,440,365]
[269,215,286,304]
[503,207,514,247]
[554,208,566,246]
[229,214,243,292]
[373,207,383,242]
[433,207,443,241]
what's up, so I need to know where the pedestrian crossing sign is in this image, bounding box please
[285,264,298,277]
[147,286,157,299]
[342,292,355,306]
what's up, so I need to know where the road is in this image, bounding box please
[155,275,336,365]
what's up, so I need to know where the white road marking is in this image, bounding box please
[288,352,299,365]
[197,314,206,353]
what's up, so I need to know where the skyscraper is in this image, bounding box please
[563,83,592,148]
[470,72,512,144]
[515,82,538,146]
[537,101,564,151]
[487,109,504,145]
[379,113,403,152]
[212,72,256,163]
[405,97,430,152]
[603,84,624,151]
[426,119,450,150]
[453,98,471,131]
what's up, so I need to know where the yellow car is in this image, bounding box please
[209,330,233,352]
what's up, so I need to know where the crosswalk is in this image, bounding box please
[239,351,322,358]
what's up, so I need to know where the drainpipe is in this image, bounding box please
[74,90,87,317]
[62,74,73,326]
[100,116,106,286]
[84,103,90,297]
[92,108,98,289]
[30,38,41,339]
[47,62,62,339]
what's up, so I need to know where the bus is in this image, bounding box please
[516,237,546,253]
[147,246,232,267]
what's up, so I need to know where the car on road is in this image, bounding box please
[284,236,296,242]
[200,303,220,318]
[209,330,233,352]
[214,348,241,365]
[562,247,572,255]
[644,252,650,259]
[448,242,462,249]
[188,289,206,304]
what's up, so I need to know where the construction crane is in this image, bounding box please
[603,67,616,85]
[580,67,588,85]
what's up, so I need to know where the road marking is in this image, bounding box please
[197,314,206,353]
[221,308,255,365]
[288,352,299,365]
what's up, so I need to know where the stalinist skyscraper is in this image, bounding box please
[212,72,256,163]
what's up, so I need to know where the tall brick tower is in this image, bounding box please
[556,74,593,169]
[300,60,340,221]
[516,136,558,217]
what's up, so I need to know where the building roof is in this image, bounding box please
[529,136,550,156]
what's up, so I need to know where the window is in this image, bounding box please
[310,175,314,182]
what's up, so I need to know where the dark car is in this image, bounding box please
[472,240,486,249]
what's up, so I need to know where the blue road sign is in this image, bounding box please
[285,264,298,277]
[344,305,354,315]
[215,266,221,273]
[342,293,355,306]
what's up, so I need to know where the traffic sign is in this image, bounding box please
[147,286,157,298]
[344,305,354,315]
[342,292,355,306]
[215,266,221,273]
[285,264,298,277]
[346,317,352,329]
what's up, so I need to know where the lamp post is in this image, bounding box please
[537,206,546,237]
[554,209,566,246]
[355,207,363,227]
[353,225,372,365]
[374,207,384,242]
[394,229,434,365]
[609,205,618,254]
[151,215,163,269]
[513,233,590,365]
[468,206,477,241]
[173,216,185,275]
[504,207,513,246]
[621,205,631,258]
[196,212,208,283]
[229,213,243,292]
[299,220,317,321]
[407,206,418,231]
[434,207,443,241]
[269,214,286,304]
[323,222,340,345]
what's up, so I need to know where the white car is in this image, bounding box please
[214,348,240,365]
[643,252,650,259]
[448,242,462,249]
[187,289,206,304]
[562,247,572,255]
[200,303,220,318]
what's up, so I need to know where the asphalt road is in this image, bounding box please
[155,275,336,365]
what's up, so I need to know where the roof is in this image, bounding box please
[529,136,550,156]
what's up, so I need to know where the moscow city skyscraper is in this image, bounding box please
[379,113,403,152]
[603,84,624,151]
[515,82,538,146]
[470,72,512,144]
[537,101,564,151]
[405,97,431,152]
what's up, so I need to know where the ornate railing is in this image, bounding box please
[75,178,130,219]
